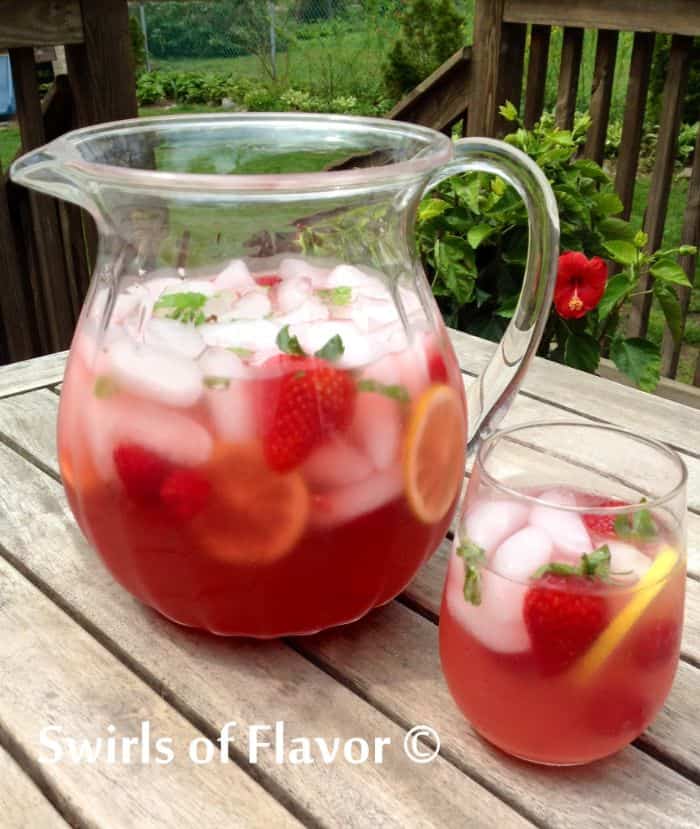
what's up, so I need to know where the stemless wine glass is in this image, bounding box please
[440,421,687,766]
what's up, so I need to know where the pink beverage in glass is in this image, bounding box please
[440,423,686,766]
[58,259,467,636]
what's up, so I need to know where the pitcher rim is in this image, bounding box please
[16,112,454,194]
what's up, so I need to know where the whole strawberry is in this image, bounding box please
[114,444,170,502]
[582,498,628,537]
[523,547,611,675]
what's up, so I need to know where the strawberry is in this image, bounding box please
[113,444,170,502]
[523,548,612,674]
[160,469,211,522]
[263,362,356,471]
[582,498,628,537]
[632,617,681,669]
[427,349,448,383]
[255,275,282,287]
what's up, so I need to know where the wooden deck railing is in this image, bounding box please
[0,0,137,364]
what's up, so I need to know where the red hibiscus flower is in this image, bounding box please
[554,252,608,319]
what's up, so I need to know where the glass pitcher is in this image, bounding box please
[11,114,558,636]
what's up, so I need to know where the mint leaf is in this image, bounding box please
[314,334,344,362]
[456,540,486,605]
[533,545,611,581]
[93,375,118,399]
[316,286,352,306]
[276,324,306,357]
[228,346,254,359]
[614,508,657,541]
[357,378,410,403]
[153,291,207,325]
[203,376,231,390]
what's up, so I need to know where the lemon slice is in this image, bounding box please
[569,545,679,684]
[403,384,465,524]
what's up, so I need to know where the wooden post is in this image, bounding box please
[615,32,655,219]
[584,29,619,165]
[495,22,527,137]
[627,35,693,338]
[555,27,584,130]
[467,0,505,137]
[524,24,551,129]
[661,125,700,378]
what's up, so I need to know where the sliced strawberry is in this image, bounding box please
[632,617,681,669]
[263,363,356,472]
[160,469,211,522]
[113,444,170,502]
[523,574,609,674]
[255,274,282,287]
[582,498,628,537]
[427,349,448,383]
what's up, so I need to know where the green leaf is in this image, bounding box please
[456,540,486,606]
[498,100,519,122]
[418,198,450,222]
[495,294,518,319]
[610,337,660,392]
[654,283,683,344]
[203,376,231,390]
[276,324,306,357]
[491,177,506,196]
[314,334,344,362]
[533,545,611,581]
[650,258,692,287]
[93,375,118,399]
[316,286,353,306]
[153,291,207,325]
[357,378,410,403]
[564,332,600,373]
[228,346,254,359]
[592,191,624,218]
[598,217,636,242]
[603,240,638,266]
[572,158,610,183]
[598,273,632,321]
[614,508,658,541]
[467,223,494,249]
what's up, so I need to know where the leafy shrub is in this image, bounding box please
[129,15,147,74]
[136,73,166,106]
[416,107,695,391]
[242,86,282,112]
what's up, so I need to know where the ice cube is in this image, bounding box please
[310,466,403,528]
[215,259,255,292]
[343,297,398,332]
[350,391,401,471]
[327,264,388,299]
[445,553,530,653]
[199,347,249,379]
[607,540,652,582]
[205,379,256,443]
[273,277,312,313]
[203,291,238,320]
[200,319,280,352]
[278,257,330,287]
[292,320,372,369]
[530,502,592,558]
[107,338,204,408]
[224,290,272,320]
[489,526,553,582]
[538,487,579,507]
[464,498,530,553]
[358,353,402,388]
[111,290,144,325]
[144,318,205,359]
[395,342,430,399]
[302,437,374,490]
[275,298,329,326]
[87,396,213,481]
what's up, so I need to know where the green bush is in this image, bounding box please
[129,15,147,74]
[648,35,700,126]
[136,73,166,105]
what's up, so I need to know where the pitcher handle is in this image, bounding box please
[423,137,559,447]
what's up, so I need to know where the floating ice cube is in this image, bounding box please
[111,290,144,325]
[310,466,403,529]
[205,379,256,443]
[224,290,272,320]
[144,318,205,359]
[530,502,592,558]
[489,526,553,582]
[203,291,238,320]
[275,298,329,326]
[274,277,312,313]
[200,319,280,352]
[445,553,530,653]
[199,347,249,379]
[327,264,388,299]
[292,320,373,368]
[343,297,398,332]
[464,498,530,554]
[607,540,652,582]
[395,342,430,399]
[538,487,579,507]
[358,354,403,388]
[350,391,401,471]
[302,437,374,490]
[107,338,204,408]
[215,259,255,292]
[87,396,213,481]
[278,257,330,287]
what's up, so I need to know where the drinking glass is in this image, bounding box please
[440,421,687,765]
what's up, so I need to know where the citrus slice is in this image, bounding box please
[569,545,679,684]
[403,384,465,524]
[193,442,309,565]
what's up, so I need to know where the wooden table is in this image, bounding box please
[0,329,698,828]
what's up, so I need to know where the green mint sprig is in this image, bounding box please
[532,545,611,581]
[316,286,352,306]
[357,378,410,403]
[614,508,657,542]
[93,375,118,399]
[153,292,208,326]
[276,324,345,363]
[456,539,486,605]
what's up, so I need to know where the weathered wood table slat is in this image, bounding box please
[0,330,697,828]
